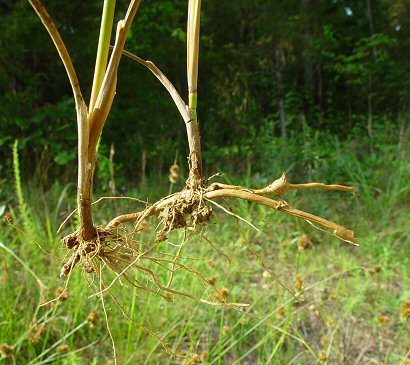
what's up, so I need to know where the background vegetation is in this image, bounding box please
[0,0,409,364]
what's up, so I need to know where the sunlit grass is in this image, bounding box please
[1,168,409,364]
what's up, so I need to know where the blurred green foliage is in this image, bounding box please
[1,0,409,187]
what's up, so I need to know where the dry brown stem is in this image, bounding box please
[27,0,94,239]
[120,50,192,125]
[27,0,85,111]
[120,48,203,184]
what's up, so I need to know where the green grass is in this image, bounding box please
[1,159,409,364]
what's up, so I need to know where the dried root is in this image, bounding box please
[59,172,357,289]
[99,173,357,243]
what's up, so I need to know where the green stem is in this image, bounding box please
[89,0,116,113]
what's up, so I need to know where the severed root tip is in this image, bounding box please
[261,173,359,197]
[264,173,290,196]
[208,173,358,198]
[334,227,357,245]
[205,185,358,246]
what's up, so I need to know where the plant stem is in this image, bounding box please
[186,0,203,184]
[88,0,142,153]
[78,0,116,240]
[186,111,202,186]
[27,0,94,239]
[80,0,141,240]
[89,0,117,113]
[78,163,96,240]
[119,51,203,180]
[120,50,192,124]
[187,0,201,99]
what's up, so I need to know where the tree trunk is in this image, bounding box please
[302,0,313,115]
[140,149,147,190]
[366,0,376,147]
[367,0,376,42]
[275,48,287,140]
[317,64,325,126]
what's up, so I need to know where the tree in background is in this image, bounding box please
[1,0,409,184]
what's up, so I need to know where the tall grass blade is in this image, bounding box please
[0,240,46,289]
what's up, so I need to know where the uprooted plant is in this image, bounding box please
[29,0,358,358]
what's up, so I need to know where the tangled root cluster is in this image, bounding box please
[156,193,212,243]
[60,227,124,277]
[59,173,357,313]
[59,185,222,309]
